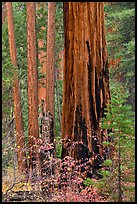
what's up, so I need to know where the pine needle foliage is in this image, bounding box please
[97,83,135,202]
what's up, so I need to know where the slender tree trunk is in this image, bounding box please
[26,2,41,182]
[6,2,27,174]
[38,3,56,188]
[61,2,110,166]
[46,2,56,143]
[36,2,47,110]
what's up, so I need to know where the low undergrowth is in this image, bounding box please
[2,156,106,202]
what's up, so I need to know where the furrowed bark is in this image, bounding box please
[61,3,111,166]
[26,2,41,182]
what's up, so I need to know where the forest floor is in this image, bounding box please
[3,185,107,202]
[2,169,135,202]
[2,165,107,202]
[2,156,135,202]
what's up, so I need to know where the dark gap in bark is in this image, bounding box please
[95,67,101,123]
[86,41,96,126]
[99,71,103,89]
[61,145,66,159]
[101,68,106,117]
[74,104,89,160]
[86,41,100,162]
[104,59,111,100]
[104,59,109,81]
[63,3,69,53]
[99,71,104,117]
[86,40,98,130]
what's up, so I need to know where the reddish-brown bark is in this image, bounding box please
[45,2,56,140]
[6,2,27,174]
[46,2,55,117]
[36,3,47,109]
[26,2,41,180]
[61,3,111,164]
[38,38,47,109]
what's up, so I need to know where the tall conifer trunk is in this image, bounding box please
[6,2,27,174]
[26,2,41,181]
[61,2,110,165]
[36,2,47,110]
[45,2,55,144]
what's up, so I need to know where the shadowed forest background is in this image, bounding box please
[2,2,135,202]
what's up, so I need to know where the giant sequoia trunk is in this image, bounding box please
[26,3,41,181]
[6,2,27,174]
[61,2,110,165]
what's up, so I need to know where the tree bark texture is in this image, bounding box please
[61,2,111,164]
[6,2,27,174]
[36,2,47,110]
[46,2,55,129]
[26,2,41,181]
